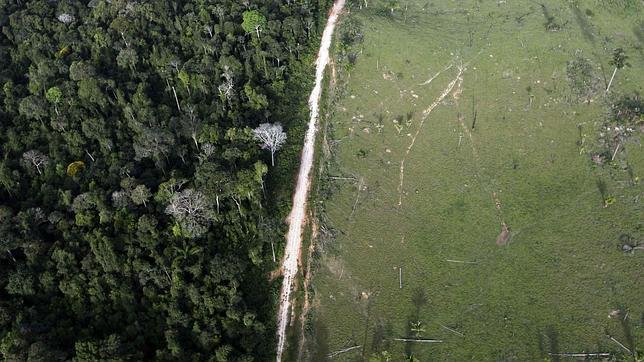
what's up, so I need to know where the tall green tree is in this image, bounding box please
[242,10,267,41]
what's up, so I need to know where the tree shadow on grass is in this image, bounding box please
[614,306,637,358]
[537,326,560,362]
[370,318,393,355]
[411,288,428,319]
[310,318,329,361]
[403,288,429,358]
[621,313,636,354]
[569,3,595,44]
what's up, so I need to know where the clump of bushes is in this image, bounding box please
[566,54,600,101]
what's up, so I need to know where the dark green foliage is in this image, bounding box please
[339,16,364,48]
[336,14,364,69]
[242,10,268,40]
[611,93,643,124]
[566,54,598,100]
[0,0,327,359]
[609,48,630,70]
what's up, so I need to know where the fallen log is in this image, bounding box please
[439,324,464,337]
[548,352,610,357]
[393,338,443,343]
[327,345,361,358]
[607,335,631,354]
[445,259,478,264]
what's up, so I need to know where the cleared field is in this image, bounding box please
[308,0,643,360]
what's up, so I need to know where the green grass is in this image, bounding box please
[308,0,643,360]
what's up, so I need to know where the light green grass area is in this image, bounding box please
[309,0,643,360]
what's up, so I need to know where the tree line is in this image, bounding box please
[0,0,330,359]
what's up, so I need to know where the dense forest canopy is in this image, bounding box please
[0,0,329,359]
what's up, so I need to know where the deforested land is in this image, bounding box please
[304,0,643,360]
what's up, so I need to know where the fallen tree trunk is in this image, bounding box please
[393,338,444,343]
[327,345,361,358]
[548,352,610,357]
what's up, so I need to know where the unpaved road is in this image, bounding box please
[275,1,345,360]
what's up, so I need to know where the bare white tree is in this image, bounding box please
[57,13,74,24]
[197,143,216,164]
[111,190,130,208]
[253,123,287,166]
[22,150,49,175]
[204,25,213,38]
[218,65,235,107]
[165,189,213,238]
[133,127,174,163]
[182,105,202,149]
[254,23,263,40]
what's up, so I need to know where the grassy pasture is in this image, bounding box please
[308,0,643,360]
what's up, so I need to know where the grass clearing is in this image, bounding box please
[307,0,643,360]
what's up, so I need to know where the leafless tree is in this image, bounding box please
[183,106,201,149]
[254,24,263,40]
[133,128,174,163]
[111,190,130,208]
[165,189,213,238]
[22,150,49,175]
[197,143,216,164]
[57,13,74,24]
[218,65,235,107]
[204,25,213,38]
[253,123,287,166]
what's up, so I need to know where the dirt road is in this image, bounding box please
[275,1,346,360]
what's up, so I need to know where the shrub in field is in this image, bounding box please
[611,93,643,125]
[566,54,599,101]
